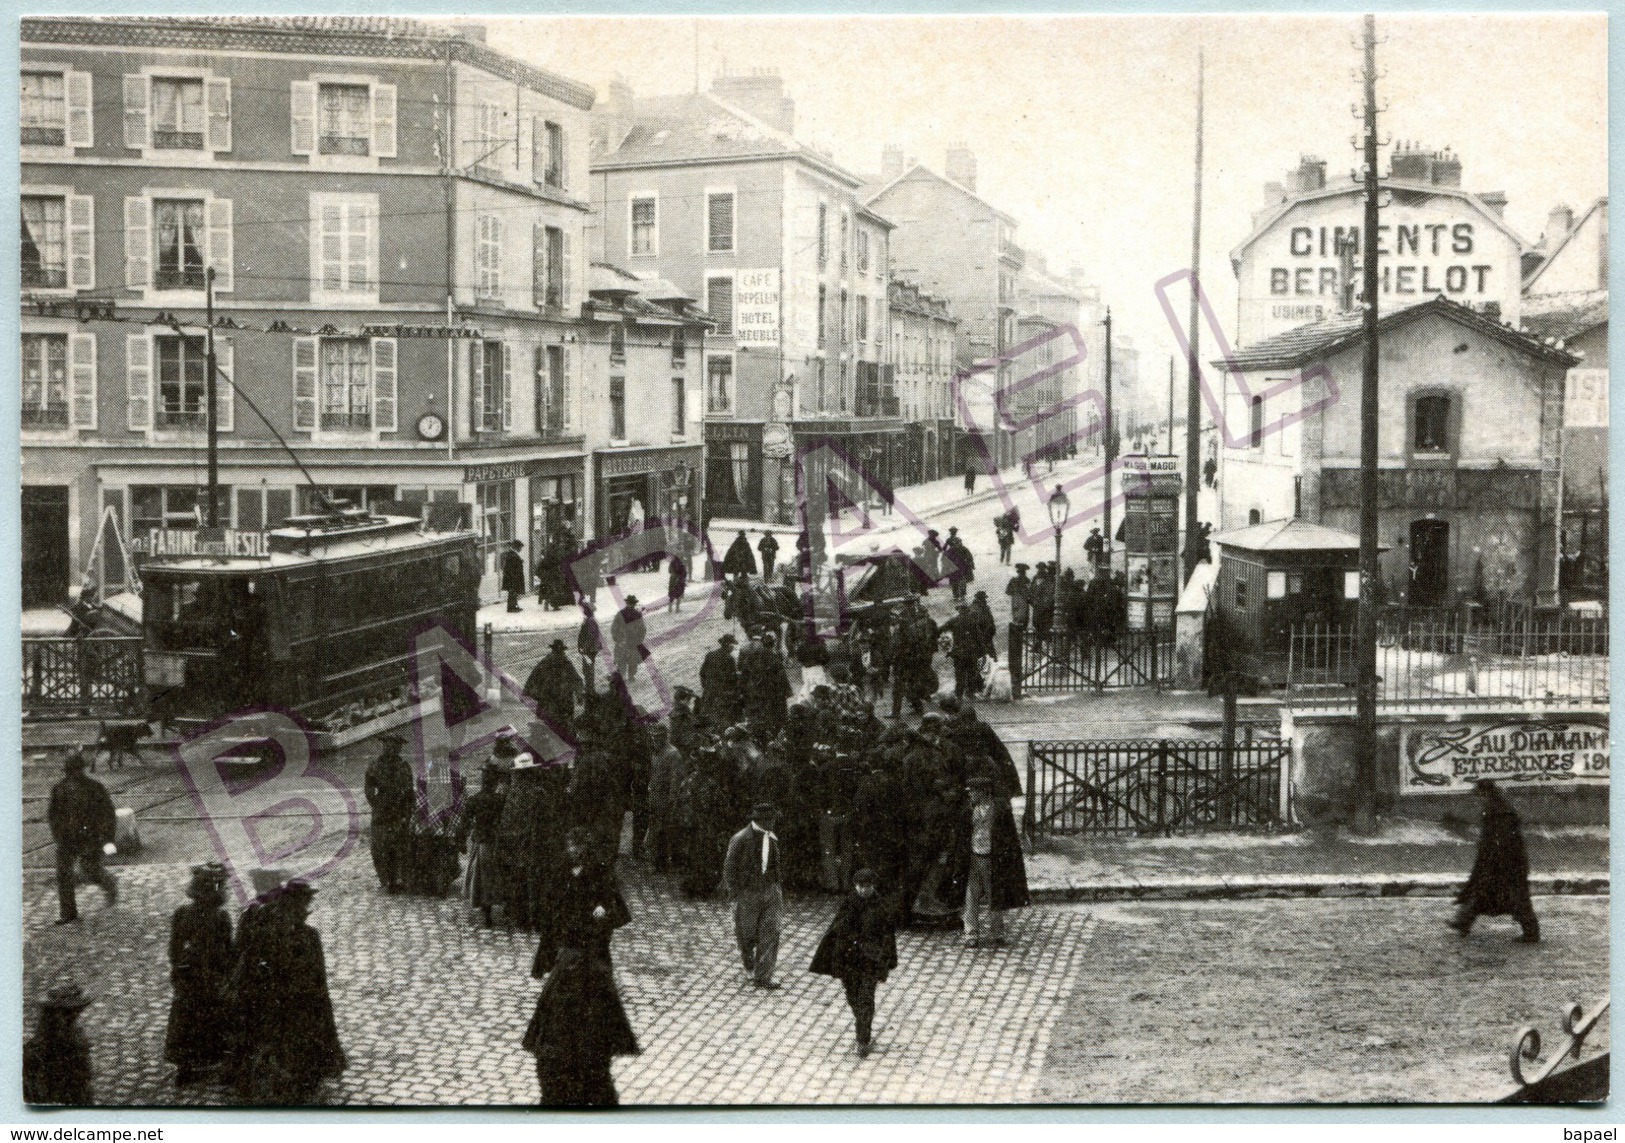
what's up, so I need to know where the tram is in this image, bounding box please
[140,508,480,730]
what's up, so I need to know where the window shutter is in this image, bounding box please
[215,338,234,432]
[533,346,546,432]
[67,195,95,290]
[69,332,97,430]
[206,198,233,291]
[532,222,546,308]
[561,230,573,312]
[205,77,232,152]
[371,338,397,431]
[66,71,93,148]
[290,81,316,156]
[501,343,513,430]
[123,196,150,290]
[125,333,152,431]
[490,217,502,298]
[562,347,574,430]
[559,128,569,192]
[372,83,397,158]
[292,337,318,431]
[122,74,150,149]
[471,341,486,430]
[361,201,378,294]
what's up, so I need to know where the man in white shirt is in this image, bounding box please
[722,803,785,989]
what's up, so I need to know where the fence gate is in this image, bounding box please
[1008,625,1173,697]
[1024,737,1289,837]
[22,636,147,718]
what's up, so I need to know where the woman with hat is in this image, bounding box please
[165,863,235,1085]
[23,984,93,1104]
[462,762,509,927]
[809,867,898,1058]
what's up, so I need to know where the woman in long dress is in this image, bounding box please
[461,763,508,926]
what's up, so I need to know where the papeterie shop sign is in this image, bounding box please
[1401,718,1609,792]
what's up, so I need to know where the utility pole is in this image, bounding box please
[1182,47,1205,582]
[204,266,220,528]
[1353,14,1383,834]
[1102,306,1114,565]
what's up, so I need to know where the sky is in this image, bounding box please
[487,13,1606,405]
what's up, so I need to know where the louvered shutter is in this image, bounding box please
[67,195,94,290]
[66,71,93,148]
[471,341,487,430]
[533,346,546,432]
[292,337,318,431]
[371,338,397,431]
[125,334,152,431]
[123,197,150,289]
[205,77,232,152]
[562,347,574,431]
[122,74,150,149]
[532,222,546,308]
[560,230,573,312]
[501,343,513,430]
[69,333,97,429]
[559,128,569,192]
[290,81,316,156]
[372,83,397,158]
[214,339,234,432]
[206,198,233,291]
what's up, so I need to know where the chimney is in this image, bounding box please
[945,144,977,193]
[1481,301,1502,323]
[1430,148,1462,187]
[710,68,794,134]
[597,75,635,155]
[1479,190,1508,218]
[1389,141,1433,183]
[1542,203,1575,249]
[1263,180,1287,207]
[1290,155,1326,194]
[881,143,906,181]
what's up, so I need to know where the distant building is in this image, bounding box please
[1214,296,1576,608]
[1229,148,1527,347]
[888,280,958,484]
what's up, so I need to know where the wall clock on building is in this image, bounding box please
[416,412,446,442]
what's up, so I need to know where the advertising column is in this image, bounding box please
[1123,454,1182,631]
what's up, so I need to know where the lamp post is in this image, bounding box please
[1048,488,1070,572]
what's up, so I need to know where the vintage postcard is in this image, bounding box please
[17,12,1608,1109]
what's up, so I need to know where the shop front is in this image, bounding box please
[526,458,583,557]
[704,422,763,523]
[594,444,704,551]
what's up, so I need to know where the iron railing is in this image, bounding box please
[1009,624,1172,696]
[22,636,147,717]
[1287,613,1609,709]
[1024,735,1288,837]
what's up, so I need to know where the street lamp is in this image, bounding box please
[1047,488,1070,572]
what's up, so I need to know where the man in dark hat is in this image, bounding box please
[740,633,791,738]
[609,595,647,684]
[942,600,993,699]
[950,769,1029,948]
[722,529,758,583]
[757,531,780,581]
[502,538,527,613]
[944,528,975,603]
[678,745,735,898]
[524,639,585,733]
[1007,564,1033,630]
[810,867,898,1058]
[363,734,413,894]
[165,863,234,1085]
[1452,779,1540,942]
[577,601,602,692]
[23,984,93,1104]
[722,802,785,988]
[1031,562,1056,635]
[1084,527,1104,569]
[48,749,117,924]
[699,633,741,731]
[497,753,568,931]
[670,685,704,754]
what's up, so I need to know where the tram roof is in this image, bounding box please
[142,516,472,574]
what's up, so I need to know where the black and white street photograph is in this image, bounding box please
[15,11,1609,1109]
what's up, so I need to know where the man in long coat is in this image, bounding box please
[809,867,899,1057]
[699,633,742,731]
[48,750,117,924]
[497,758,569,930]
[577,603,603,692]
[722,530,758,582]
[363,735,414,893]
[1006,565,1033,630]
[944,530,975,603]
[609,596,647,684]
[1451,779,1540,942]
[524,640,585,736]
[501,539,527,612]
[645,724,687,873]
[947,771,1030,947]
[1030,564,1056,635]
[678,746,735,898]
[757,532,780,581]
[942,602,993,700]
[739,634,791,738]
[165,863,234,1085]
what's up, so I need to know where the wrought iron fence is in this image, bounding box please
[1008,624,1173,696]
[22,636,147,717]
[1287,614,1609,709]
[1024,736,1288,837]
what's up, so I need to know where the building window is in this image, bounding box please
[1344,571,1361,601]
[1248,508,1262,526]
[541,121,563,188]
[21,196,66,289]
[840,212,849,272]
[475,341,507,432]
[151,76,205,150]
[1249,395,1264,449]
[816,358,827,412]
[707,192,735,253]
[609,376,626,440]
[817,202,828,267]
[21,72,65,146]
[672,376,686,437]
[707,275,734,336]
[316,83,371,155]
[630,196,657,256]
[22,333,69,427]
[314,195,376,298]
[857,228,870,273]
[856,297,869,343]
[671,327,686,368]
[154,198,206,291]
[1414,393,1452,453]
[1235,577,1248,610]
[534,225,564,309]
[609,324,626,365]
[840,289,849,343]
[817,285,827,349]
[156,334,208,429]
[320,339,372,430]
[707,354,734,414]
[476,480,515,566]
[536,345,565,435]
[1266,570,1287,600]
[838,358,850,413]
[133,485,204,533]
[476,214,502,300]
[475,101,502,175]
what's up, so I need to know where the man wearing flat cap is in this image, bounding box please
[722,802,786,988]
[949,764,1030,949]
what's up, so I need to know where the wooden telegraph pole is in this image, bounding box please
[1181,48,1205,581]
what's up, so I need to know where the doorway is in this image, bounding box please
[22,486,71,608]
[1408,519,1450,607]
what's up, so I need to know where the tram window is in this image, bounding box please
[146,576,223,650]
